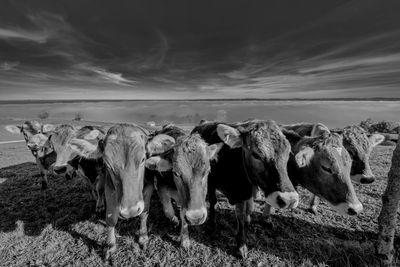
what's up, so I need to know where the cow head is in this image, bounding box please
[216,120,299,210]
[69,124,169,219]
[338,126,384,184]
[146,133,222,225]
[6,121,46,156]
[288,131,363,216]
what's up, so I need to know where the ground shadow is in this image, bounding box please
[1,162,399,266]
[0,162,96,236]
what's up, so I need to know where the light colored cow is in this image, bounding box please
[68,123,174,259]
[5,121,61,189]
[145,124,222,248]
[282,123,384,213]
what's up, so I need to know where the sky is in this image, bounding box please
[0,0,400,100]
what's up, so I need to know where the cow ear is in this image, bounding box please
[145,156,172,171]
[84,129,102,140]
[369,133,385,147]
[42,124,56,133]
[207,143,223,161]
[69,138,102,159]
[295,146,314,168]
[147,134,175,156]
[5,125,22,134]
[216,124,243,148]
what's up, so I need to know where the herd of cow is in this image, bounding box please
[5,119,385,260]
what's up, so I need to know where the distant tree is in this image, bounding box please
[74,112,83,121]
[38,111,49,120]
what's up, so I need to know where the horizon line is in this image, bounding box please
[1,97,400,104]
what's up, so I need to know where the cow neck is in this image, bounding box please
[241,148,256,186]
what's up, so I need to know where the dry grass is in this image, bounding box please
[0,142,399,266]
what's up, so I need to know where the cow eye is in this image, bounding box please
[321,165,332,174]
[251,152,262,160]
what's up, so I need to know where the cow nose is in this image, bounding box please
[119,201,144,219]
[276,192,299,209]
[359,176,375,184]
[54,166,67,174]
[347,201,363,216]
[185,207,207,225]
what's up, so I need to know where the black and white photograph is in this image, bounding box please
[1,1,400,266]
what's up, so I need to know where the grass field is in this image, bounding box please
[0,134,399,266]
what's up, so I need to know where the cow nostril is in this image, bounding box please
[360,177,375,184]
[347,207,357,216]
[54,166,67,174]
[276,195,287,208]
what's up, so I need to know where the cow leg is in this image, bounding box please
[139,182,154,249]
[208,186,217,232]
[308,195,319,214]
[104,184,119,260]
[179,208,190,249]
[245,198,253,227]
[261,203,274,228]
[36,158,48,190]
[235,202,248,258]
[95,173,106,213]
[157,186,179,226]
[377,140,400,266]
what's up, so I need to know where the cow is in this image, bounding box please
[5,121,64,189]
[281,123,384,213]
[145,124,222,248]
[192,119,299,258]
[68,123,174,259]
[38,124,107,213]
[264,129,363,216]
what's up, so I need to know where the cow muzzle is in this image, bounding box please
[332,201,363,216]
[351,174,375,184]
[53,165,67,174]
[265,191,299,209]
[184,207,207,225]
[119,201,144,219]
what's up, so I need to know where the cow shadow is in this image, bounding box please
[0,162,98,236]
[1,162,398,266]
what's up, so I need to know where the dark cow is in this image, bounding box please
[145,124,222,248]
[192,119,299,258]
[68,124,174,258]
[273,130,363,216]
[5,121,62,189]
[40,124,107,212]
[282,123,383,213]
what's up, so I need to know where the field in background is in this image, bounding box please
[0,138,398,266]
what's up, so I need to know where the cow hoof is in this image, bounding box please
[41,182,48,190]
[261,217,274,229]
[96,205,105,214]
[238,245,248,259]
[181,238,190,249]
[308,206,318,215]
[171,216,179,227]
[138,235,149,249]
[104,244,116,261]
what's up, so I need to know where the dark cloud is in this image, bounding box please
[0,0,400,99]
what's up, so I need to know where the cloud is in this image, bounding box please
[74,63,136,86]
[0,28,48,43]
[0,61,19,71]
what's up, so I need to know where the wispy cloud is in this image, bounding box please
[0,28,48,43]
[74,63,136,86]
